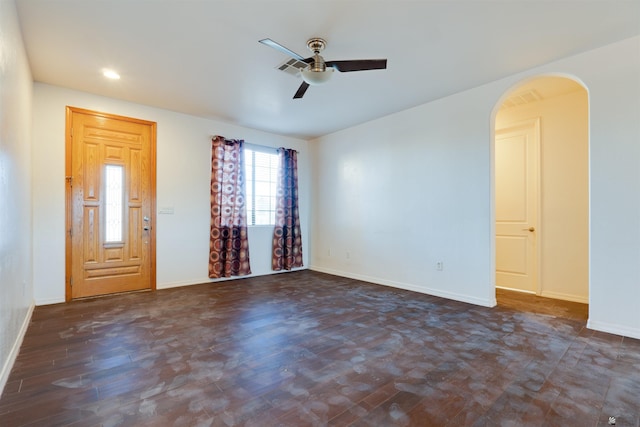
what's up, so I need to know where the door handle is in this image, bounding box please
[522,227,535,232]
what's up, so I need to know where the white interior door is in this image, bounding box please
[495,118,539,293]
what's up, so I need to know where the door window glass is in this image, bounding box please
[105,164,124,242]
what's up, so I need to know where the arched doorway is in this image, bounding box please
[493,76,589,315]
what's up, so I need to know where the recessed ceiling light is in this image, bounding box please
[102,69,120,80]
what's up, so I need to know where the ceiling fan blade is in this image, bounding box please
[293,82,310,99]
[259,38,306,61]
[326,59,387,72]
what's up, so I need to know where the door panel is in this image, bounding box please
[67,108,156,300]
[495,118,539,293]
[496,236,528,274]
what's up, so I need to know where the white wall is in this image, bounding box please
[497,86,589,303]
[32,84,309,305]
[0,0,34,395]
[310,36,640,339]
[310,88,495,307]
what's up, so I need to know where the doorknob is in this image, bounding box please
[522,227,535,232]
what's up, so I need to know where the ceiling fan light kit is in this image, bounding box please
[259,37,387,99]
[301,68,334,85]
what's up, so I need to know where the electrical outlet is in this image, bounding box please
[436,261,444,271]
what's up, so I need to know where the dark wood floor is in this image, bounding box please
[1,271,638,426]
[495,287,589,322]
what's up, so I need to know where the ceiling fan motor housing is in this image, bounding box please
[309,55,326,72]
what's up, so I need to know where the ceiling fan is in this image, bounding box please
[259,37,387,99]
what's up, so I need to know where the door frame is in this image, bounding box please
[65,106,157,301]
[494,117,541,295]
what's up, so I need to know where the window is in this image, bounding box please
[244,147,279,226]
[104,164,124,242]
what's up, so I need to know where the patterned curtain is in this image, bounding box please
[209,136,251,278]
[272,148,303,271]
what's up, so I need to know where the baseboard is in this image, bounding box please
[587,319,640,340]
[157,267,309,290]
[158,278,233,290]
[540,290,589,304]
[0,302,34,398]
[496,286,536,295]
[309,265,496,308]
[35,297,65,306]
[496,287,589,305]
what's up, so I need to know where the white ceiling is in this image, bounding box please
[15,0,640,140]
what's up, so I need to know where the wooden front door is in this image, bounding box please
[495,118,540,294]
[66,107,156,300]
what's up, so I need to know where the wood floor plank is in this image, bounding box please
[0,270,637,426]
